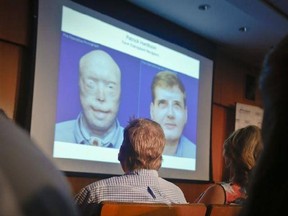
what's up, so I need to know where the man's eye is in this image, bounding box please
[107,83,115,89]
[158,100,167,107]
[86,80,96,89]
[174,102,184,109]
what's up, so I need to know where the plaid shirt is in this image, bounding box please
[75,169,187,215]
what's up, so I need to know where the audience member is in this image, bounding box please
[0,168,23,216]
[55,49,123,148]
[240,35,288,215]
[0,108,8,119]
[75,118,187,216]
[195,125,263,205]
[150,71,196,158]
[0,114,79,215]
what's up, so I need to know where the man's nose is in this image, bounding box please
[166,105,175,118]
[95,84,105,101]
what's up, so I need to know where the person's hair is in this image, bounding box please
[223,125,263,190]
[258,36,288,149]
[259,36,288,102]
[118,118,165,171]
[151,71,186,106]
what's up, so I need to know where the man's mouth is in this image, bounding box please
[92,108,110,119]
[164,123,176,129]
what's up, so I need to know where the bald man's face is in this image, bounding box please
[79,51,121,135]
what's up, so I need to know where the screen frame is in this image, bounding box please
[31,0,213,181]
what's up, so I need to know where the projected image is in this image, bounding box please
[149,71,196,158]
[31,0,214,179]
[54,33,199,160]
[52,5,201,170]
[55,49,124,148]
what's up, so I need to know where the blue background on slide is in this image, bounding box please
[55,33,199,143]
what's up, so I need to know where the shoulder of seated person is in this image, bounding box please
[197,183,225,204]
[207,183,224,192]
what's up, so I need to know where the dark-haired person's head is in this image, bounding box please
[239,35,288,216]
[258,35,288,145]
[118,118,165,173]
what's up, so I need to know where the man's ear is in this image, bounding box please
[150,102,154,119]
[118,152,120,161]
[184,106,188,124]
[118,152,128,173]
[118,146,123,161]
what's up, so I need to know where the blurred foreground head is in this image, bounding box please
[240,35,288,216]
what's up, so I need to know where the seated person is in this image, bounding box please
[0,167,22,215]
[0,114,79,215]
[195,125,263,205]
[0,108,8,119]
[240,35,288,216]
[75,118,187,215]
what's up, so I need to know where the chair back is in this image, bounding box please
[206,204,242,216]
[99,201,207,216]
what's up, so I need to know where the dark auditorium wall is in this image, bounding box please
[0,0,262,202]
[0,0,36,129]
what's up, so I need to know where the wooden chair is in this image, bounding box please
[99,201,207,216]
[205,204,242,216]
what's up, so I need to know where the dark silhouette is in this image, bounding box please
[240,35,288,215]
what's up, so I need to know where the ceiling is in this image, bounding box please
[127,0,288,67]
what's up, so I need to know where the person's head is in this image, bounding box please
[79,50,121,136]
[118,118,165,173]
[150,71,187,145]
[259,35,288,145]
[223,125,263,188]
[235,35,288,216]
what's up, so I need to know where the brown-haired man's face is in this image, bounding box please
[150,86,187,144]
